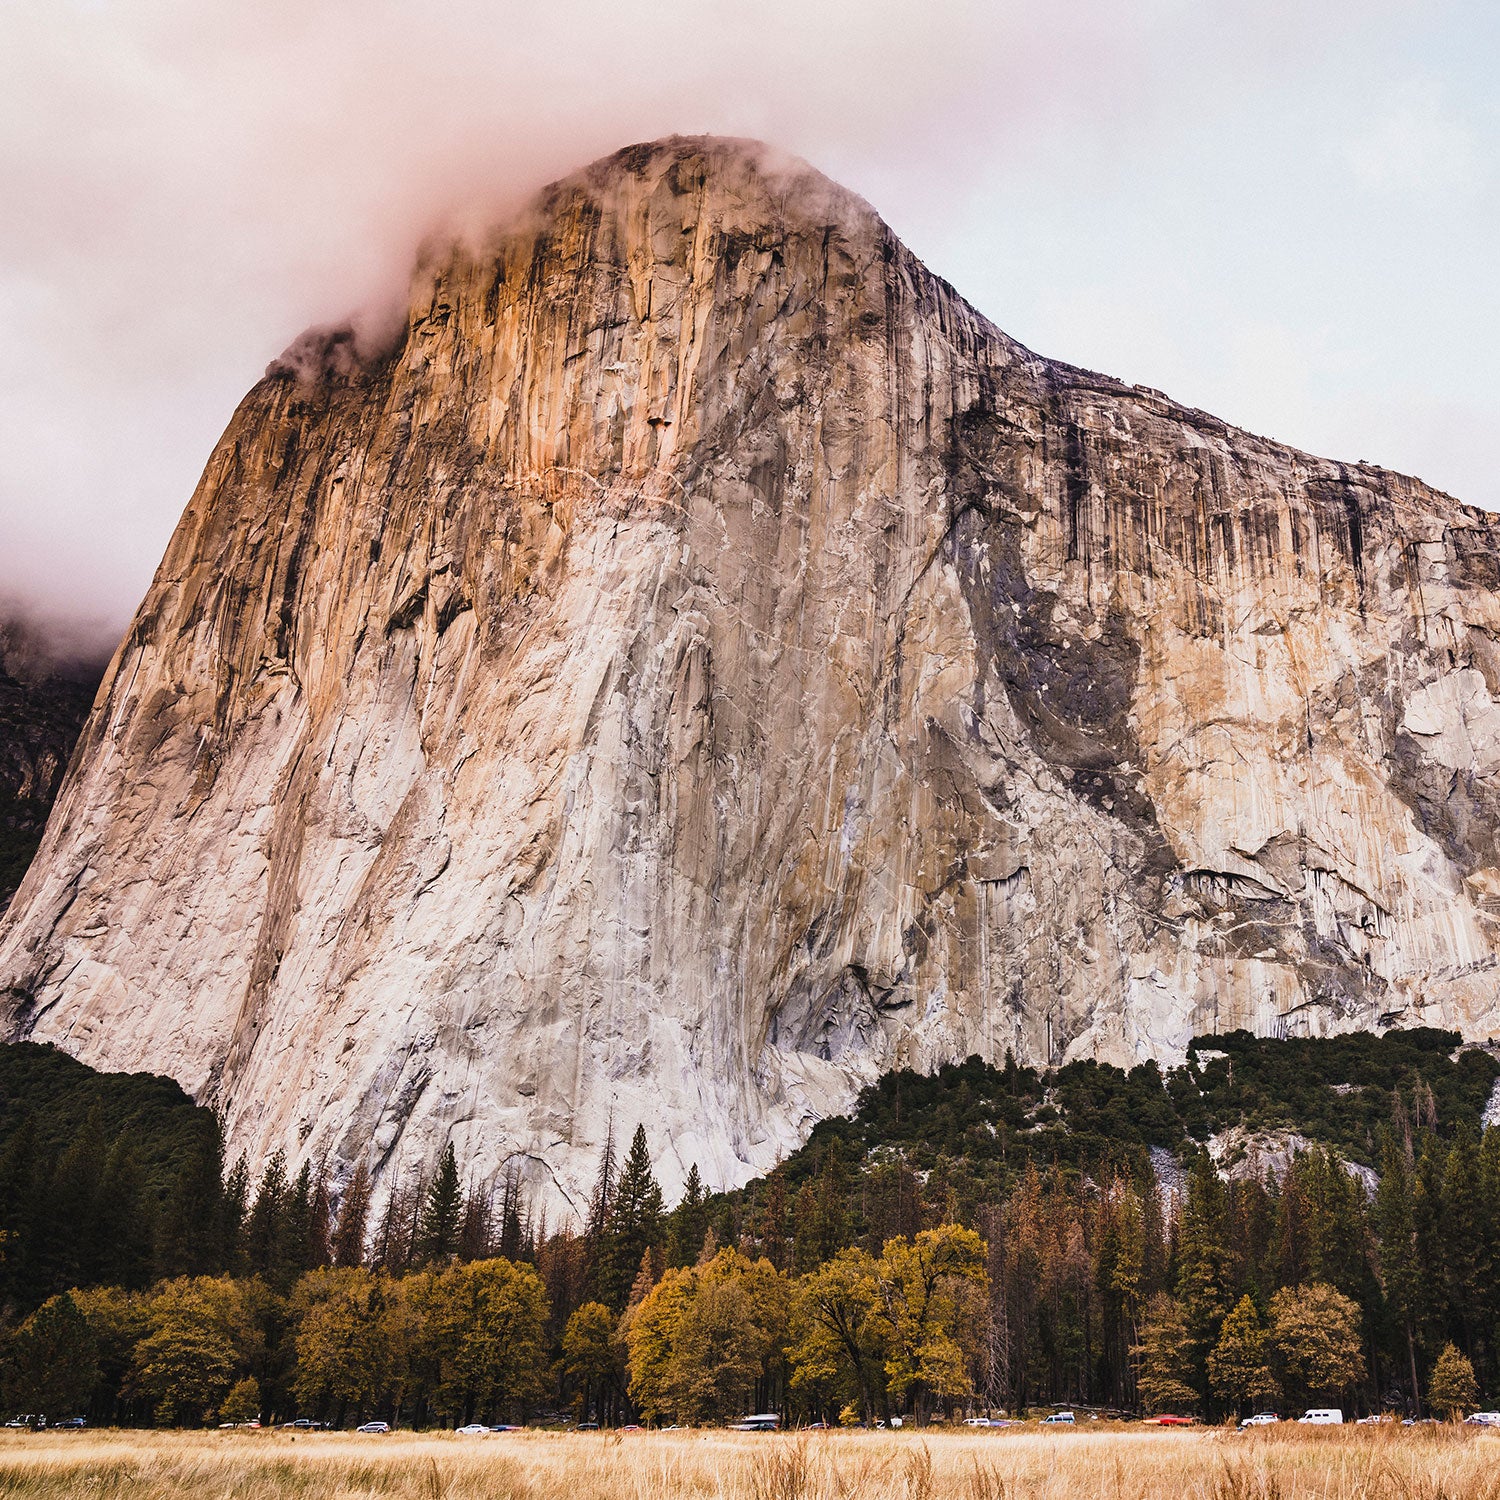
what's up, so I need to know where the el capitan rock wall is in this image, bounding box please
[3,137,1499,1215]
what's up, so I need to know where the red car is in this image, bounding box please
[1146,1415,1197,1426]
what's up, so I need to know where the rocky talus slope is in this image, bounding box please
[4,138,1499,1214]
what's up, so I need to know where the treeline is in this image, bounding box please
[0,1043,236,1309]
[3,1032,1500,1426]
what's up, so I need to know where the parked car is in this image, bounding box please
[1465,1412,1500,1427]
[1041,1412,1075,1425]
[1298,1410,1344,1425]
[1239,1414,1279,1427]
[730,1414,781,1432]
[488,1425,522,1433]
[4,1416,35,1429]
[964,1418,992,1427]
[53,1417,86,1429]
[1150,1415,1197,1426]
[455,1424,490,1436]
[575,1422,600,1431]
[356,1421,391,1434]
[280,1418,323,1430]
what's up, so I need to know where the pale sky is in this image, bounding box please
[1,0,1494,654]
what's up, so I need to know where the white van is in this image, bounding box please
[1297,1410,1343,1425]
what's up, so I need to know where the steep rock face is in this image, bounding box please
[4,137,1500,1214]
[0,621,104,912]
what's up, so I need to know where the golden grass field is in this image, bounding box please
[0,1425,1497,1500]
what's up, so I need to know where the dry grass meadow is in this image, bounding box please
[1,1425,1498,1500]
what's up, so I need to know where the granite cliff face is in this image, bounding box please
[4,137,1500,1214]
[0,621,104,913]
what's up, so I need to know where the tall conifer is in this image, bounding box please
[596,1125,664,1308]
[414,1143,463,1264]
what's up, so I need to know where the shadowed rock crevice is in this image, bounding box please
[2,135,1499,1219]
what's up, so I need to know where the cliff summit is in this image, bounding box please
[4,136,1499,1215]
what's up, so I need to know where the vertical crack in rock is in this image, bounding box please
[3,135,1499,1218]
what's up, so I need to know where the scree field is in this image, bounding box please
[0,1427,1497,1500]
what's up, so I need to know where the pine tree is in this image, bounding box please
[221,1155,250,1272]
[1176,1148,1232,1385]
[245,1152,289,1282]
[2,1291,99,1416]
[1439,1128,1488,1349]
[790,1183,822,1274]
[596,1126,664,1308]
[1300,1148,1369,1305]
[282,1160,315,1284]
[43,1112,106,1293]
[371,1176,420,1274]
[585,1120,618,1246]
[494,1163,527,1261]
[459,1186,492,1263]
[809,1146,852,1264]
[756,1174,790,1270]
[0,1114,40,1307]
[1272,1166,1310,1289]
[331,1161,372,1267]
[1374,1131,1425,1414]
[95,1139,152,1291]
[667,1164,709,1269]
[305,1164,333,1270]
[414,1143,463,1264]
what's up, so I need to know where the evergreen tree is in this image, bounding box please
[1374,1131,1426,1413]
[42,1111,106,1293]
[459,1186,493,1263]
[281,1161,316,1284]
[96,1139,152,1291]
[414,1144,463,1264]
[2,1291,99,1417]
[221,1155,250,1272]
[304,1164,333,1271]
[667,1164,709,1269]
[1272,1167,1310,1289]
[371,1176,420,1274]
[331,1161,372,1268]
[495,1164,527,1261]
[0,1113,40,1307]
[596,1126,664,1309]
[245,1152,290,1284]
[756,1173,791,1270]
[1300,1149,1368,1304]
[809,1146,853,1264]
[585,1121,618,1245]
[1175,1148,1232,1382]
[1439,1128,1489,1351]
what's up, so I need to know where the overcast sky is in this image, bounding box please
[2,0,1494,655]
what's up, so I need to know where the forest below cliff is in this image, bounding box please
[0,1029,1498,1427]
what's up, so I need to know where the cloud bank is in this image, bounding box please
[1,0,1495,650]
